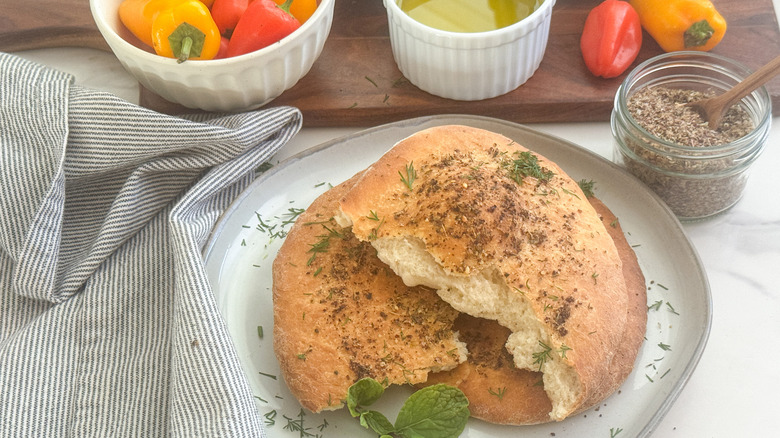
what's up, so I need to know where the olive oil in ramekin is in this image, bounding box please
[398,0,543,33]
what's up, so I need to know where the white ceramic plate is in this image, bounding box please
[203,115,711,438]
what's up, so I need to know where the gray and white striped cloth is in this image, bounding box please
[0,52,302,437]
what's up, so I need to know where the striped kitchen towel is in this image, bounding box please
[0,52,302,437]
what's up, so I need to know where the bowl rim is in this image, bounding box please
[383,0,555,40]
[90,0,335,67]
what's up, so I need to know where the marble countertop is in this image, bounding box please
[14,20,780,437]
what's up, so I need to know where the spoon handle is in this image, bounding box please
[716,53,780,109]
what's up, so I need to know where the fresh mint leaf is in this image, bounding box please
[393,384,470,438]
[360,410,395,435]
[346,379,469,438]
[347,378,385,417]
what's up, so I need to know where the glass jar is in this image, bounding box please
[611,51,772,221]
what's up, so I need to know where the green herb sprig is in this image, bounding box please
[578,179,596,198]
[502,151,554,184]
[532,341,553,371]
[367,210,385,240]
[399,162,417,191]
[347,378,469,438]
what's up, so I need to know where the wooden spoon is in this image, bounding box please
[686,53,780,130]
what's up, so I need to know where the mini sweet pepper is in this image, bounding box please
[119,0,183,47]
[226,0,301,57]
[273,0,318,24]
[580,0,642,78]
[151,0,221,62]
[629,0,727,52]
[211,0,249,37]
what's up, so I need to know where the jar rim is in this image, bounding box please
[615,51,772,157]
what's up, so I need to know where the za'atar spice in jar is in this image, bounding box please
[611,52,771,221]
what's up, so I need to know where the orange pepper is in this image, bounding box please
[119,0,182,47]
[273,0,317,23]
[629,0,727,52]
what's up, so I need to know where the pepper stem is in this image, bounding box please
[168,22,206,63]
[179,37,193,64]
[684,20,715,48]
[277,0,295,15]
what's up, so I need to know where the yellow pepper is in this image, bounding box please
[151,0,221,62]
[629,0,727,52]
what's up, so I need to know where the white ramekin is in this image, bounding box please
[91,0,334,112]
[383,0,555,101]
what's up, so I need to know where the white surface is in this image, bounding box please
[13,1,780,433]
[202,116,711,438]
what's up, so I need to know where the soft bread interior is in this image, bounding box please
[336,207,583,420]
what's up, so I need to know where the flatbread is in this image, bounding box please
[272,174,466,413]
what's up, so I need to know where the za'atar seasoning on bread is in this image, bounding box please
[421,194,647,425]
[272,173,467,413]
[335,125,645,422]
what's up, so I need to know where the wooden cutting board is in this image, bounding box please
[3,0,780,126]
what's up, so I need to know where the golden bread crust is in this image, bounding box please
[338,125,630,420]
[423,196,646,424]
[583,196,647,408]
[272,174,464,413]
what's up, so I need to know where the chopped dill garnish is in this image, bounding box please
[561,187,581,199]
[366,210,385,240]
[666,301,680,315]
[658,342,672,351]
[282,409,310,435]
[318,418,329,431]
[532,341,553,371]
[611,427,624,437]
[399,161,417,191]
[648,300,663,312]
[502,151,554,184]
[257,325,264,339]
[365,75,378,87]
[488,387,507,400]
[306,224,344,265]
[263,409,277,426]
[578,179,596,198]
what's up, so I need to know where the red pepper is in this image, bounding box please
[580,0,642,79]
[226,0,301,57]
[214,36,231,59]
[210,0,249,37]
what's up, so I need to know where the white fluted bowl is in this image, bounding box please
[384,0,555,101]
[91,0,334,112]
